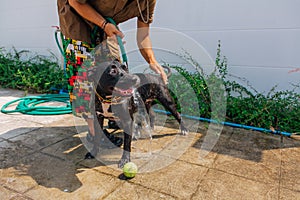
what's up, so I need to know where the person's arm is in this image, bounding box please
[68,0,123,38]
[137,20,168,84]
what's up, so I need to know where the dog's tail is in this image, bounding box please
[162,65,172,78]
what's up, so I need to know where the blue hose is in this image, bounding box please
[153,109,292,137]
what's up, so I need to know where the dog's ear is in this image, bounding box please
[120,64,129,72]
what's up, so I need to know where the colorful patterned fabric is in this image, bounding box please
[64,39,94,118]
[63,28,121,118]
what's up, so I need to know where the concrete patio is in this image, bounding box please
[0,88,299,200]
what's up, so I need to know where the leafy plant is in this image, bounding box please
[0,47,66,93]
[168,41,300,133]
[0,44,299,133]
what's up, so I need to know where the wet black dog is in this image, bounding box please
[87,60,188,168]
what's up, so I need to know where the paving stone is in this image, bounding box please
[1,88,300,199]
[3,114,68,126]
[25,169,121,200]
[279,188,300,200]
[192,169,279,200]
[9,194,33,200]
[3,151,85,195]
[213,149,281,184]
[0,88,26,97]
[104,182,176,200]
[0,120,41,140]
[131,160,209,199]
[41,134,87,164]
[212,129,282,184]
[282,136,300,149]
[0,186,20,200]
[281,146,300,191]
[80,125,197,174]
[71,169,121,199]
[46,115,76,128]
[225,128,281,162]
[130,130,197,174]
[179,131,231,168]
[0,103,70,128]
[91,164,123,178]
[0,140,35,169]
[0,167,37,194]
[18,115,71,126]
[21,153,85,193]
[9,126,77,150]
[24,186,71,200]
[0,140,12,149]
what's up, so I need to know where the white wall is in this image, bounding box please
[0,0,59,55]
[0,0,299,94]
[150,0,300,94]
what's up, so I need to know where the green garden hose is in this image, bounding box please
[105,17,128,64]
[1,94,72,115]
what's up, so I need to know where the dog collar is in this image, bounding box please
[94,88,124,105]
[94,90,125,121]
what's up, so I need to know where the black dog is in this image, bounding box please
[87,60,188,168]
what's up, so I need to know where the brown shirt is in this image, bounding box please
[57,0,156,44]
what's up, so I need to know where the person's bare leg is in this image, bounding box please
[86,118,95,136]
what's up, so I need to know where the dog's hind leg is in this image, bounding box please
[145,101,155,129]
[148,107,156,129]
[157,94,189,135]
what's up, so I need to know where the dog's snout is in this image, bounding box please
[131,75,140,85]
[110,66,118,76]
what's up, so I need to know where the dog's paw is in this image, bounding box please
[85,152,95,159]
[118,155,131,168]
[180,126,189,136]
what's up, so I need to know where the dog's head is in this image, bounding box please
[94,60,140,97]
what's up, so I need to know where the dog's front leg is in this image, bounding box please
[118,127,132,168]
[113,103,133,168]
[118,116,133,168]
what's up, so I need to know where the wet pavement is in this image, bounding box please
[0,88,300,200]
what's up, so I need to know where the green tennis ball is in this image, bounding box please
[123,162,138,178]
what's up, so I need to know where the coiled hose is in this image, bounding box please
[1,94,71,115]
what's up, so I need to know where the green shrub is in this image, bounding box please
[168,41,300,133]
[1,44,299,133]
[0,48,66,93]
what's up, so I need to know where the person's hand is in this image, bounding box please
[104,23,124,39]
[149,63,168,85]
